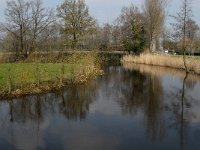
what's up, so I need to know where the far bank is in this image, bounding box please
[122,53,200,75]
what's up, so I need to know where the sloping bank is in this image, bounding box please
[122,53,200,75]
[0,53,102,98]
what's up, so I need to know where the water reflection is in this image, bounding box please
[7,82,98,123]
[124,63,200,150]
[0,65,200,149]
[58,84,98,120]
[104,67,165,141]
[180,73,188,150]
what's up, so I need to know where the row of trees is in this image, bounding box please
[0,0,167,57]
[0,0,98,58]
[102,0,200,56]
[99,0,166,53]
[0,0,199,57]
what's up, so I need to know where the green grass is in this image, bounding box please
[0,63,77,91]
[0,52,101,96]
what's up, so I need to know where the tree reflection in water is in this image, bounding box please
[101,66,165,141]
[124,63,200,150]
[0,82,99,149]
[58,83,98,120]
[180,73,188,150]
[6,84,98,123]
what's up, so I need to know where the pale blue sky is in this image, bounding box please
[0,0,200,26]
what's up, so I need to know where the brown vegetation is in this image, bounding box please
[122,53,200,75]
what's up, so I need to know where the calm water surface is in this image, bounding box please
[0,64,200,150]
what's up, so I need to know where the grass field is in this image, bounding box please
[0,63,80,95]
[0,52,101,97]
[0,62,100,96]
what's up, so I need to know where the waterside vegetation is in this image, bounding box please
[122,53,200,75]
[0,52,102,98]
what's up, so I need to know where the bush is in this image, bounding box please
[123,39,144,55]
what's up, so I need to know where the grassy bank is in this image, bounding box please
[122,53,200,74]
[0,52,102,97]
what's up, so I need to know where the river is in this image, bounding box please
[0,64,200,150]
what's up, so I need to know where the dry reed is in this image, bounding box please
[122,53,200,75]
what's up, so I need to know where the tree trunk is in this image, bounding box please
[182,0,189,73]
[73,32,77,49]
[150,38,156,52]
[20,25,24,54]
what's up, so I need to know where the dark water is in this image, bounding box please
[1,65,200,150]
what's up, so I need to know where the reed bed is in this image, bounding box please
[122,53,200,75]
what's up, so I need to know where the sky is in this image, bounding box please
[0,0,200,27]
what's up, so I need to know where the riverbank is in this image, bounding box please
[122,53,200,75]
[0,53,102,98]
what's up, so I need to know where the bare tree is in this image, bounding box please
[1,0,55,57]
[37,23,61,52]
[101,23,112,50]
[2,0,30,57]
[29,0,55,52]
[111,24,121,51]
[143,0,166,52]
[171,0,193,73]
[57,0,96,49]
[186,19,199,55]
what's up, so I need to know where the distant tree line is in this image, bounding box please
[0,0,199,58]
[99,0,167,54]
